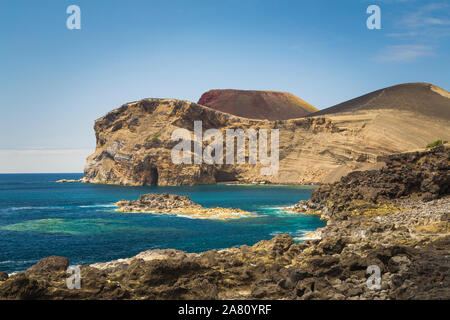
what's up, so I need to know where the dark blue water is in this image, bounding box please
[0,174,324,273]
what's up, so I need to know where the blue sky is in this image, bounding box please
[0,0,449,172]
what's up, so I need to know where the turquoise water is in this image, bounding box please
[0,174,325,273]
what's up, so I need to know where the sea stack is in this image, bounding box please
[116,193,255,219]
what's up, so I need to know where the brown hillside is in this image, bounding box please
[311,83,450,119]
[82,83,450,186]
[198,89,318,120]
[304,82,450,180]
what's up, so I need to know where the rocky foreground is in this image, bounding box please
[0,146,449,300]
[116,193,255,219]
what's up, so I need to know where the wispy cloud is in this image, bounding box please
[375,44,434,62]
[387,31,420,37]
[395,2,450,33]
[375,0,419,3]
[376,2,449,62]
[424,17,450,25]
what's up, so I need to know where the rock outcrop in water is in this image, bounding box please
[82,83,450,186]
[116,193,255,219]
[1,147,449,299]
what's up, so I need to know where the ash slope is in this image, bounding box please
[198,89,318,120]
[311,82,450,119]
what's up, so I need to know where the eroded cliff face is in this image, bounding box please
[82,97,450,186]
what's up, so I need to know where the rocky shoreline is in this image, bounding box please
[116,193,255,219]
[55,179,81,183]
[0,146,448,299]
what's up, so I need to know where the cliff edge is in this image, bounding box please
[82,83,450,186]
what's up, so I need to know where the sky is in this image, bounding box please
[0,0,449,173]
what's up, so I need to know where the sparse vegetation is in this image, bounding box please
[151,131,161,142]
[350,202,401,216]
[426,139,448,148]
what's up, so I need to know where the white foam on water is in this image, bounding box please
[1,259,39,275]
[9,206,65,211]
[78,204,116,208]
[270,229,321,240]
[1,204,118,214]
[294,230,322,241]
[0,259,38,265]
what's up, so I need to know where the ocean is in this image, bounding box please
[0,174,325,274]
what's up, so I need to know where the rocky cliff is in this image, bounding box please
[82,83,450,186]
